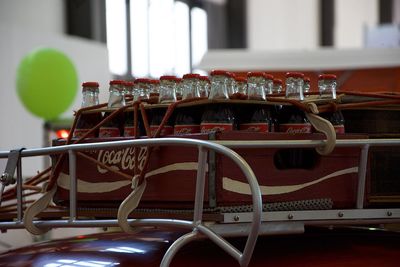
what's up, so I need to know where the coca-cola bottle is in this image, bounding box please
[318,74,337,99]
[73,82,102,138]
[208,70,230,100]
[150,108,174,136]
[148,79,160,104]
[182,73,201,100]
[264,73,274,96]
[174,108,200,134]
[247,72,266,101]
[240,106,274,132]
[303,76,311,97]
[233,76,247,100]
[149,76,177,136]
[99,80,126,138]
[124,81,135,137]
[279,72,312,134]
[199,76,210,98]
[176,78,183,101]
[318,74,345,133]
[135,78,151,102]
[159,75,178,103]
[273,78,283,94]
[271,78,283,130]
[201,70,236,133]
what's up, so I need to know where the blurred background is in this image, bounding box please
[0,0,399,250]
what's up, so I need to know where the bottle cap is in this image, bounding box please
[286,72,304,79]
[263,73,274,80]
[124,81,134,87]
[247,72,264,78]
[318,74,337,80]
[82,82,99,87]
[109,80,125,85]
[160,75,178,81]
[304,76,311,82]
[273,78,283,85]
[234,77,247,83]
[150,79,160,84]
[134,78,151,84]
[227,71,236,78]
[199,76,210,82]
[210,70,231,77]
[183,73,200,79]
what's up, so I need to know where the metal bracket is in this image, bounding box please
[0,148,25,207]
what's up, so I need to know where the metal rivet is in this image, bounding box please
[387,211,392,217]
[338,212,344,218]
[233,215,240,222]
[288,214,293,220]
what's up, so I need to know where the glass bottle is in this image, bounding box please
[123,81,135,137]
[234,76,247,100]
[285,72,305,100]
[273,78,283,94]
[303,76,311,97]
[199,76,210,98]
[279,72,311,134]
[201,70,236,133]
[134,78,151,102]
[175,78,183,101]
[318,74,344,133]
[99,80,126,137]
[73,82,102,138]
[208,70,230,100]
[264,73,274,95]
[159,75,178,103]
[182,73,201,100]
[318,74,337,99]
[148,79,160,104]
[247,72,266,101]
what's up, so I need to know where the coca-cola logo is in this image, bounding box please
[97,147,148,174]
[286,127,311,134]
[174,126,200,134]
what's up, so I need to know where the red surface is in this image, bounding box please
[0,227,399,266]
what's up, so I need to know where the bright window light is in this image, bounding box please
[106,0,128,75]
[131,0,150,77]
[191,7,208,68]
[149,0,175,77]
[173,1,190,76]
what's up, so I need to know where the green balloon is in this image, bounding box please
[16,48,78,120]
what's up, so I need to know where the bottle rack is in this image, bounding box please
[1,91,400,267]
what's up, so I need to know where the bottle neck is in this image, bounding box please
[81,88,99,108]
[108,86,126,108]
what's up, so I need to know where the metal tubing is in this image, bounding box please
[356,144,370,209]
[0,218,194,230]
[193,146,207,224]
[68,150,77,221]
[160,231,199,267]
[197,224,242,262]
[2,138,400,159]
[16,159,23,221]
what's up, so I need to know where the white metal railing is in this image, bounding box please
[0,138,262,267]
[1,137,400,266]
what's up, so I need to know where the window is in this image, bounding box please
[106,0,208,78]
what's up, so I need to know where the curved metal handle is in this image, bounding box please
[306,103,336,155]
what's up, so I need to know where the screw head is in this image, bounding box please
[338,212,344,218]
[387,211,392,217]
[288,214,294,220]
[233,215,240,222]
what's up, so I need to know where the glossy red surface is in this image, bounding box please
[0,227,399,267]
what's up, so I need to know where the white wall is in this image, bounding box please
[0,0,109,250]
[334,0,379,48]
[247,0,319,51]
[0,0,111,175]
